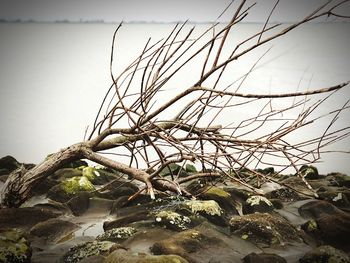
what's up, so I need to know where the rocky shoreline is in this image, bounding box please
[0,155,349,263]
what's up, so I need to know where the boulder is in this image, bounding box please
[243,195,274,214]
[0,207,59,230]
[198,186,240,216]
[300,245,350,263]
[96,227,137,242]
[154,210,192,231]
[179,200,227,226]
[62,241,118,263]
[29,218,80,243]
[229,213,302,247]
[265,188,302,202]
[298,165,321,180]
[47,176,95,203]
[151,229,220,262]
[0,229,31,263]
[66,192,91,216]
[299,200,350,251]
[326,173,350,188]
[0,155,21,174]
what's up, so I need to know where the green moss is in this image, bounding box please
[0,229,31,263]
[82,167,100,182]
[204,187,231,198]
[184,200,223,216]
[61,176,95,194]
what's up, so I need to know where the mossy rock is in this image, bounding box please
[47,176,95,203]
[80,166,117,185]
[243,195,274,214]
[96,227,137,242]
[50,168,83,181]
[154,210,192,231]
[105,251,189,263]
[0,229,31,263]
[199,186,240,216]
[298,165,320,180]
[62,241,117,263]
[229,212,302,247]
[151,229,220,260]
[300,245,350,263]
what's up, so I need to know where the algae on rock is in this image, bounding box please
[0,229,31,263]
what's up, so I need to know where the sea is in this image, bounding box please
[0,22,349,174]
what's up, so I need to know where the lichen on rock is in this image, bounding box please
[154,210,191,231]
[96,227,137,242]
[62,240,116,263]
[183,200,222,216]
[0,229,31,263]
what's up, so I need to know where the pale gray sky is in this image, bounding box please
[0,0,349,23]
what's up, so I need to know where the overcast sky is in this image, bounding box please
[0,0,349,23]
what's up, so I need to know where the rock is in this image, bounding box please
[105,251,189,263]
[34,200,71,215]
[56,159,88,169]
[96,227,137,242]
[62,241,118,263]
[0,155,21,174]
[298,165,321,180]
[96,182,138,200]
[151,229,220,261]
[47,176,95,203]
[29,218,80,243]
[326,173,350,188]
[265,188,302,202]
[300,245,350,263]
[243,252,287,263]
[81,167,114,185]
[243,195,274,214]
[198,186,240,216]
[103,212,150,231]
[180,200,227,226]
[299,200,350,251]
[229,212,302,247]
[154,210,192,231]
[0,207,59,230]
[50,168,83,181]
[66,192,91,216]
[31,177,59,196]
[79,255,105,263]
[317,187,350,210]
[0,229,31,263]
